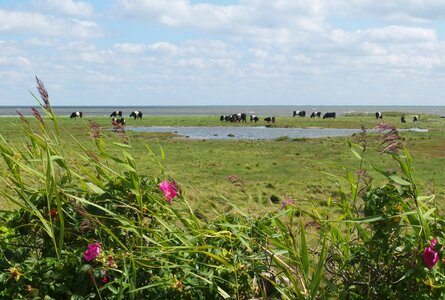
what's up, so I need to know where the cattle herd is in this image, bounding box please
[218,110,421,124]
[69,110,143,126]
[68,109,421,126]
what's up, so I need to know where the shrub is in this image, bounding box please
[2,78,443,299]
[0,78,281,299]
[322,123,445,299]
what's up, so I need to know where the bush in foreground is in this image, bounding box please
[0,78,444,299]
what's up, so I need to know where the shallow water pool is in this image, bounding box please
[125,126,428,140]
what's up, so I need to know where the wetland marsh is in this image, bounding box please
[0,113,443,218]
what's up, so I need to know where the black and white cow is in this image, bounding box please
[401,116,406,123]
[112,117,126,126]
[220,115,232,122]
[413,115,419,122]
[293,110,306,117]
[231,114,242,122]
[130,110,143,119]
[264,117,276,123]
[110,110,123,118]
[375,112,383,119]
[310,112,321,118]
[250,115,259,123]
[323,112,336,119]
[223,114,238,122]
[70,111,83,118]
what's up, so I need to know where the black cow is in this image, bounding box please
[413,115,419,122]
[323,112,336,119]
[110,110,123,117]
[293,110,306,117]
[250,115,259,123]
[130,110,143,119]
[310,112,321,118]
[220,115,225,122]
[70,111,83,118]
[240,113,247,123]
[264,117,275,123]
[375,112,382,119]
[401,116,406,123]
[112,117,126,126]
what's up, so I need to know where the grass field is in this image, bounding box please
[1,113,444,218]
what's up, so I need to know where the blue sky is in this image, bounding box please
[1,0,444,106]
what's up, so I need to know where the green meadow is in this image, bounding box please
[2,109,445,298]
[1,113,443,218]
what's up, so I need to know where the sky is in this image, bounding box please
[0,0,444,106]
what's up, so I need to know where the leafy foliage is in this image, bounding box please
[1,79,443,299]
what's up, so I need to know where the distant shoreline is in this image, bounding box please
[3,105,445,117]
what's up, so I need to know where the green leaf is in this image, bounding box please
[348,142,363,160]
[300,220,309,277]
[86,182,105,194]
[79,264,92,273]
[107,284,119,294]
[217,286,231,299]
[389,175,412,186]
[201,251,230,266]
[113,142,132,148]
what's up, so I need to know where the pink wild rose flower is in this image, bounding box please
[84,242,101,262]
[159,181,178,204]
[423,239,439,269]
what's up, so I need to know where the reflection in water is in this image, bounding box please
[126,126,427,140]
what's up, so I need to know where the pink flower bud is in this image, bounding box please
[423,239,439,269]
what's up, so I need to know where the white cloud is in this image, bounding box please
[114,42,179,55]
[0,9,102,38]
[116,0,328,33]
[60,41,97,52]
[33,0,94,17]
[249,48,268,59]
[360,26,437,43]
[148,42,179,55]
[85,71,119,83]
[327,0,445,23]
[1,1,444,105]
[25,37,57,47]
[114,43,148,54]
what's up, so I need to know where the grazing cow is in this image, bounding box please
[220,115,232,122]
[70,111,83,118]
[413,115,419,122]
[310,112,321,118]
[293,110,306,117]
[225,114,239,122]
[110,110,123,118]
[264,117,276,123]
[375,112,383,119]
[323,112,336,119]
[130,110,143,119]
[240,113,247,123]
[401,116,406,123]
[112,117,126,126]
[250,115,259,123]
